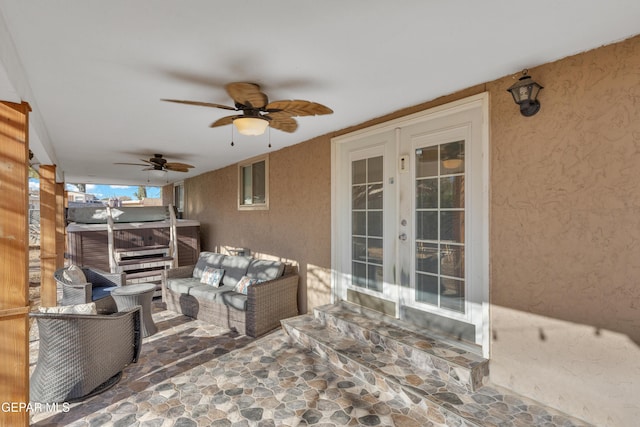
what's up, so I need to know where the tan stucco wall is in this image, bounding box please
[182,136,332,314]
[172,34,640,426]
[487,36,640,426]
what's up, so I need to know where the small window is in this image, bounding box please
[238,155,269,210]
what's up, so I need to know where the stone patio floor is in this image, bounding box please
[29,301,432,427]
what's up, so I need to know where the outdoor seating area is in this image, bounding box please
[162,251,300,337]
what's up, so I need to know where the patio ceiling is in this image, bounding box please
[0,0,639,186]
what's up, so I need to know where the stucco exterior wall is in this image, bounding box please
[171,34,640,426]
[487,36,640,426]
[182,136,332,314]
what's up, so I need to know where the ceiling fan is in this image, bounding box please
[162,82,333,135]
[114,154,194,173]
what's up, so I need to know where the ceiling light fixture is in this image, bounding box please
[233,117,269,136]
[149,169,168,178]
[507,69,543,117]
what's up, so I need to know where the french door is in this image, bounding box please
[332,94,488,354]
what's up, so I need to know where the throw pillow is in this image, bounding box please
[233,275,262,295]
[39,302,97,315]
[62,265,87,284]
[200,267,225,287]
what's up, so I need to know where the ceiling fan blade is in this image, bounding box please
[225,82,268,109]
[210,115,240,128]
[266,99,333,117]
[114,162,149,166]
[265,112,298,133]
[164,165,189,172]
[161,99,237,111]
[165,162,194,169]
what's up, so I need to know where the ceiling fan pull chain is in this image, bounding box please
[268,127,271,148]
[230,124,235,147]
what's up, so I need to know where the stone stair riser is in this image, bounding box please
[314,306,487,392]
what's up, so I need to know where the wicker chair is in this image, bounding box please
[54,267,125,313]
[30,306,142,403]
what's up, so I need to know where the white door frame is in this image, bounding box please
[331,93,490,357]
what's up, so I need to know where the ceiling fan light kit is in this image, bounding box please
[233,116,270,136]
[162,82,333,140]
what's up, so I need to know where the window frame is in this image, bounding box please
[173,181,184,218]
[238,154,269,211]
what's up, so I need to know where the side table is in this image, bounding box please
[111,283,158,337]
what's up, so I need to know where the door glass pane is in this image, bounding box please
[351,155,384,293]
[353,159,366,184]
[440,211,464,243]
[368,156,383,182]
[368,265,383,292]
[416,273,438,306]
[416,242,439,274]
[416,211,438,240]
[440,277,465,313]
[415,141,466,314]
[352,185,367,209]
[441,244,464,278]
[416,146,438,178]
[367,184,383,209]
[352,212,366,236]
[416,178,438,209]
[352,262,366,288]
[367,238,383,264]
[352,237,367,262]
[440,140,465,174]
[368,211,383,237]
[440,176,464,209]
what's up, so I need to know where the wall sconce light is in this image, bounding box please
[507,69,543,117]
[233,116,269,136]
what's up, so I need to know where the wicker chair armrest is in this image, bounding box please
[246,273,299,337]
[166,265,196,279]
[161,265,196,301]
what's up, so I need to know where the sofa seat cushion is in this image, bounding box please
[220,291,248,311]
[246,259,285,281]
[167,278,202,294]
[220,255,252,288]
[92,286,117,301]
[187,285,248,311]
[193,252,227,279]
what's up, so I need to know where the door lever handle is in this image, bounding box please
[399,233,407,241]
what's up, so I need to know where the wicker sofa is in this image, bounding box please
[162,252,299,337]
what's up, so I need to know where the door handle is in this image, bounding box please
[399,233,407,241]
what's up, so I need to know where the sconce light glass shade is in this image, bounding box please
[233,117,269,136]
[149,169,168,178]
[507,71,543,117]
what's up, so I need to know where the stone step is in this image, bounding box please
[314,302,488,392]
[282,308,593,427]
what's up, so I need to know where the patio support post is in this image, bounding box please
[39,164,59,307]
[56,182,65,267]
[0,100,31,427]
